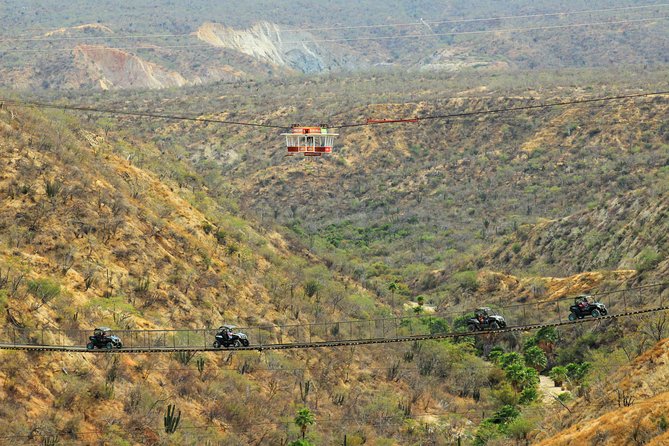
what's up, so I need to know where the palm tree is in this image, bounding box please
[388,281,398,307]
[294,407,315,440]
[524,346,548,372]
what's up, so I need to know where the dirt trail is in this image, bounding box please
[539,375,565,404]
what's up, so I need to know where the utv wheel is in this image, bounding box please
[241,339,249,347]
[490,322,500,330]
[116,343,123,349]
[568,313,577,321]
[106,343,113,350]
[591,309,601,318]
[233,340,242,348]
[467,324,477,332]
[86,343,94,350]
[213,340,221,349]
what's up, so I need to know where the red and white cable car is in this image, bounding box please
[282,125,338,156]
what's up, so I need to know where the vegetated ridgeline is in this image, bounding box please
[2,0,669,90]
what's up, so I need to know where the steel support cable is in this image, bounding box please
[332,90,669,128]
[3,3,668,41]
[0,98,287,129]
[0,305,667,353]
[367,280,669,322]
[2,16,667,53]
[443,280,669,315]
[2,90,669,133]
[1,282,666,353]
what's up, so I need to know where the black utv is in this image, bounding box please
[568,295,607,321]
[467,307,507,331]
[213,325,250,348]
[86,327,123,350]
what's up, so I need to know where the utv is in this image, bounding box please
[86,327,123,350]
[213,325,250,348]
[467,307,507,331]
[568,295,607,321]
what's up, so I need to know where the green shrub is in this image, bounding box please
[636,248,663,273]
[549,366,568,387]
[523,346,547,372]
[27,278,61,303]
[452,270,479,292]
[519,386,538,404]
[557,392,573,403]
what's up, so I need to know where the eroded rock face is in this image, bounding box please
[196,21,360,73]
[74,45,188,90]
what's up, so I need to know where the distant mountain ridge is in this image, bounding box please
[1,0,668,90]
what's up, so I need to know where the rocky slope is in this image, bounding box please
[196,21,362,73]
[74,45,189,90]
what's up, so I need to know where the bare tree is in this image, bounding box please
[641,313,668,342]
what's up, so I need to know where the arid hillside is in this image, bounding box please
[121,76,669,309]
[0,101,549,446]
[535,337,669,446]
[490,187,669,280]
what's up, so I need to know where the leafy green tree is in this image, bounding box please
[548,366,568,387]
[294,407,315,440]
[566,362,591,384]
[523,346,548,372]
[425,316,449,334]
[498,352,523,369]
[488,346,504,362]
[505,363,539,391]
[489,405,520,425]
[519,387,538,404]
[27,278,61,304]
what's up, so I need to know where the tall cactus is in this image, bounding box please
[196,356,206,379]
[164,404,181,434]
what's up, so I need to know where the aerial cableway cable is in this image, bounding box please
[0,98,287,129]
[0,3,669,42]
[3,16,667,53]
[3,3,668,41]
[331,90,669,128]
[2,90,669,132]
